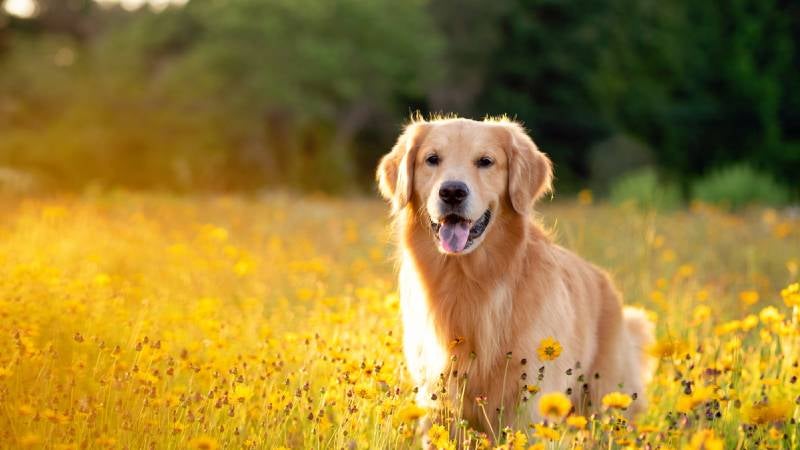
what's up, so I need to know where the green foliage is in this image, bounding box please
[691,164,790,209]
[474,0,798,192]
[0,0,797,194]
[609,168,682,211]
[588,134,654,194]
[0,0,443,191]
[0,35,228,190]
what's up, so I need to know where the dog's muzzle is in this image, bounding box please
[430,209,492,253]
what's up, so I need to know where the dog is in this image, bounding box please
[376,116,655,434]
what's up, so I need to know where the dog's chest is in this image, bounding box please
[398,260,447,386]
[398,257,513,386]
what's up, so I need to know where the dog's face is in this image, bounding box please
[377,118,552,255]
[413,123,506,254]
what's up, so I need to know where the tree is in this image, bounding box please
[0,0,444,191]
[133,0,443,189]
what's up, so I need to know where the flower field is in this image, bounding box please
[0,193,798,449]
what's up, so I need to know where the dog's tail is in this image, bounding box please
[623,307,656,384]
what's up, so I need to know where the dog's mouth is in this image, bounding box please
[430,209,492,254]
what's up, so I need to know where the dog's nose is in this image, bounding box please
[439,181,469,206]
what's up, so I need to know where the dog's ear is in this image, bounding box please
[376,122,430,212]
[502,122,553,215]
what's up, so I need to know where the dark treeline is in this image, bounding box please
[0,0,797,196]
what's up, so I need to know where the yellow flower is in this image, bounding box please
[759,306,784,324]
[94,436,116,449]
[638,424,659,433]
[714,320,741,336]
[678,264,695,278]
[189,436,219,450]
[537,337,562,361]
[427,424,452,450]
[744,400,792,424]
[233,384,254,402]
[448,336,465,349]
[739,290,759,306]
[782,283,800,307]
[774,222,793,238]
[788,259,799,277]
[676,386,716,413]
[508,430,528,449]
[650,290,666,304]
[538,392,572,419]
[566,415,588,429]
[741,314,759,331]
[172,422,185,433]
[532,423,560,440]
[692,305,711,323]
[686,430,723,450]
[648,337,687,358]
[475,435,491,450]
[18,434,41,448]
[525,385,541,395]
[54,444,78,450]
[17,404,35,416]
[395,403,426,423]
[602,392,632,410]
[724,337,742,353]
[577,189,593,205]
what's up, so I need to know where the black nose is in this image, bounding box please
[439,181,469,206]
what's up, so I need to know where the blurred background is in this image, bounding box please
[0,0,797,206]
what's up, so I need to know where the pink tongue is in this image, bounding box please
[439,220,470,253]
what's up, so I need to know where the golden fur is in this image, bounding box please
[377,117,655,432]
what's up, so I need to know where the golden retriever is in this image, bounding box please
[376,116,655,434]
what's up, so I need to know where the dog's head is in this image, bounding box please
[377,117,552,255]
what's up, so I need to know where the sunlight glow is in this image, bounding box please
[2,0,187,16]
[94,0,188,12]
[3,0,37,18]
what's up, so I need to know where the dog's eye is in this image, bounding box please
[476,156,494,168]
[425,154,440,166]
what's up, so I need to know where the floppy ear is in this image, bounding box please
[503,122,553,215]
[376,122,430,212]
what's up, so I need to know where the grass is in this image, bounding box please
[0,192,797,449]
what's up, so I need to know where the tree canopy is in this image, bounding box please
[0,0,797,195]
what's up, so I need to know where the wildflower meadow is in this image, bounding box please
[2,0,797,448]
[0,192,797,449]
